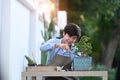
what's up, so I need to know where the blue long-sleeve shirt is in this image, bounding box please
[40,38,77,65]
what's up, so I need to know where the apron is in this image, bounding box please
[48,49,72,70]
[45,49,79,80]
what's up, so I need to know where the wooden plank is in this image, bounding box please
[26,66,57,72]
[22,71,107,76]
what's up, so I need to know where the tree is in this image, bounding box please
[59,0,120,69]
[98,9,120,69]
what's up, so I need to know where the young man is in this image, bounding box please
[40,23,81,80]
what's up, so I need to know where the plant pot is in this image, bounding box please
[72,56,92,71]
[28,64,36,66]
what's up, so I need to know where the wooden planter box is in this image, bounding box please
[26,66,57,72]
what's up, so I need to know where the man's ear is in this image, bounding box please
[63,32,65,36]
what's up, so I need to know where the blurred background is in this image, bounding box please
[0,0,120,80]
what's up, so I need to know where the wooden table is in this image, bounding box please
[22,71,108,80]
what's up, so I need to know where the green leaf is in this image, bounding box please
[75,35,92,56]
[25,55,36,64]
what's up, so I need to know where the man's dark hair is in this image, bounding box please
[64,23,81,39]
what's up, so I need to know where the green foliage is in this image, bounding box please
[75,35,92,56]
[41,14,55,65]
[60,0,120,65]
[80,64,116,80]
[60,0,120,38]
[24,55,36,64]
[41,14,55,42]
[41,53,47,65]
[48,19,55,39]
[92,64,107,71]
[92,64,116,80]
[108,68,116,80]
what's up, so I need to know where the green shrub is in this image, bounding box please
[79,64,116,80]
[75,35,92,56]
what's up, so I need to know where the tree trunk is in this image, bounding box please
[102,29,120,69]
[101,35,119,69]
[101,18,120,69]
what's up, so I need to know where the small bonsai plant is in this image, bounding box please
[25,55,37,66]
[75,35,92,56]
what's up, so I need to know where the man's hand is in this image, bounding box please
[55,43,71,52]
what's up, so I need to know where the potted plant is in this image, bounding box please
[73,35,93,71]
[75,35,92,56]
[25,55,37,66]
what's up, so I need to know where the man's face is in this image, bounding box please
[63,33,77,45]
